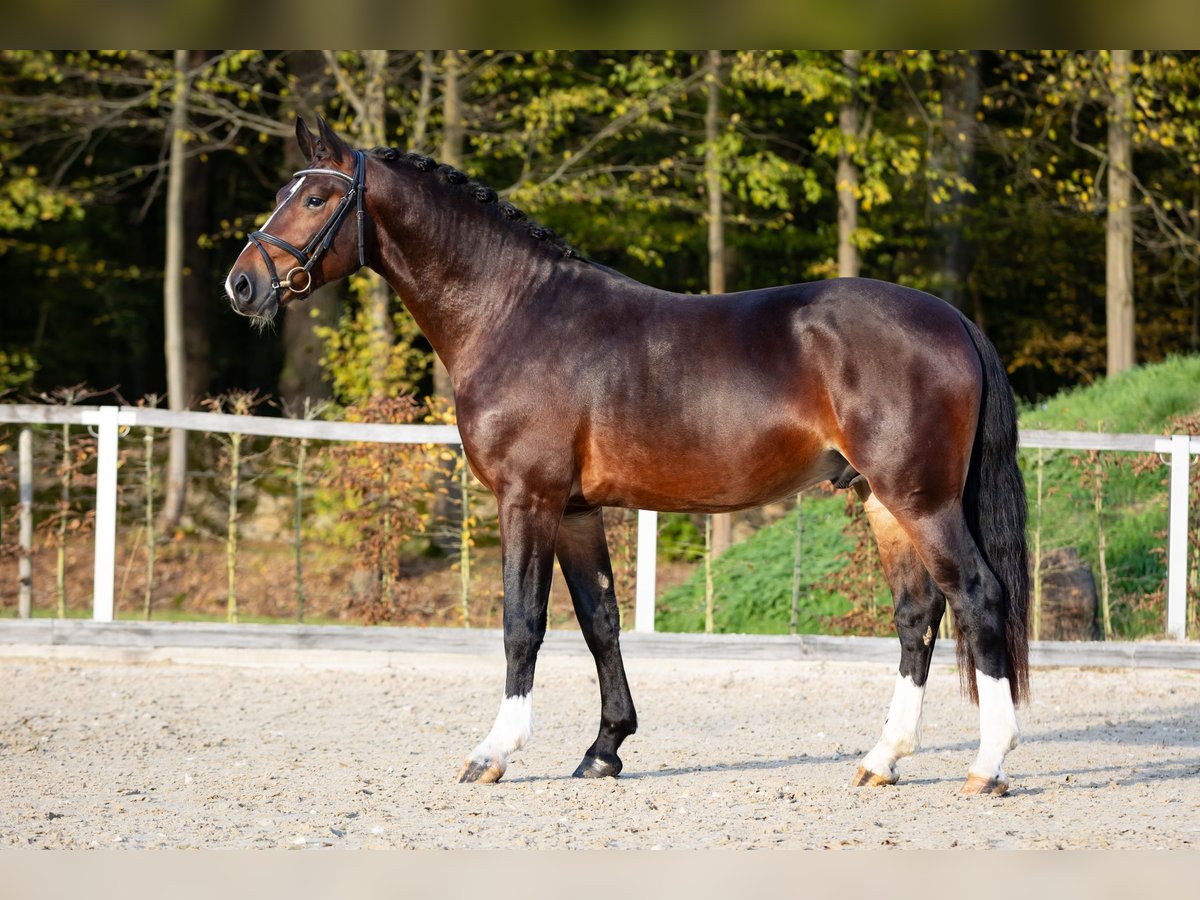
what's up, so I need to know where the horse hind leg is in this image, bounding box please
[898,506,1020,796]
[554,507,637,778]
[852,490,947,788]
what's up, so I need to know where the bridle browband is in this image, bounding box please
[247,149,366,304]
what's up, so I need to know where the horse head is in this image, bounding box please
[225,117,366,320]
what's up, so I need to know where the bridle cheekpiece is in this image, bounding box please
[247,148,366,304]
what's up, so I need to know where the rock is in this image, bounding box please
[1036,547,1098,640]
[245,491,288,541]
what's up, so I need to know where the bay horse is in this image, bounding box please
[226,117,1029,795]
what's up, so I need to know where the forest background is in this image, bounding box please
[3,50,1199,409]
[1,51,1198,632]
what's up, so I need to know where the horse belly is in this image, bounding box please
[578,425,844,514]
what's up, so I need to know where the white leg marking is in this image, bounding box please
[467,693,533,770]
[860,675,926,781]
[969,671,1019,782]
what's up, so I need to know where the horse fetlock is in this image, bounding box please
[880,717,922,758]
[602,714,637,741]
[889,734,920,757]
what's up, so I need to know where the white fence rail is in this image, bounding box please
[2,405,1197,637]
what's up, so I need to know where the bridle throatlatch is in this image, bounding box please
[247,149,366,303]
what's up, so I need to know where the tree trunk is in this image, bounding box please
[1192,189,1199,352]
[361,50,394,399]
[160,48,191,529]
[705,49,734,559]
[441,50,465,168]
[1106,49,1136,375]
[837,49,861,279]
[936,51,980,312]
[705,49,726,301]
[182,49,213,404]
[280,50,336,412]
[411,50,435,154]
[279,292,336,410]
[433,49,464,405]
[427,50,467,552]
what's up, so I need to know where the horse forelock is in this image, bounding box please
[367,146,582,261]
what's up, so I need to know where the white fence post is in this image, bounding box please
[18,427,33,618]
[1165,434,1191,640]
[90,406,120,622]
[634,509,658,633]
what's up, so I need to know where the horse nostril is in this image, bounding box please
[234,273,254,305]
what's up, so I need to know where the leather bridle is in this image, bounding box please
[248,149,366,304]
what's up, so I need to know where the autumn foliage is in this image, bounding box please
[321,395,441,623]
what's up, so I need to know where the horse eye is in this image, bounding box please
[305,196,325,209]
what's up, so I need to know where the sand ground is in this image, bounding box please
[0,651,1197,849]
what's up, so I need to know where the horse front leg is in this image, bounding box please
[555,507,637,778]
[457,490,562,784]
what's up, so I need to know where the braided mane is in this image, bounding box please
[369,147,582,261]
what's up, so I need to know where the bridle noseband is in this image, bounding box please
[248,149,366,304]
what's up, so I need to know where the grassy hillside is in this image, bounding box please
[1020,355,1200,433]
[656,355,1200,637]
[1019,354,1200,636]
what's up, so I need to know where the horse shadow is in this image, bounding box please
[915,703,1200,791]
[621,751,856,781]
[503,704,1200,789]
[501,751,854,784]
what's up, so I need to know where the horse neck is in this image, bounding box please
[367,175,565,381]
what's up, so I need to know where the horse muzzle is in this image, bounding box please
[226,267,278,319]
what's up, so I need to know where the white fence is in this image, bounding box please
[2,404,1196,637]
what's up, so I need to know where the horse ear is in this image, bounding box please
[316,116,346,164]
[295,117,316,161]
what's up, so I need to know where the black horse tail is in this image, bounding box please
[959,315,1030,707]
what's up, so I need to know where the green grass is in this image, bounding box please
[656,495,868,634]
[1020,355,1200,433]
[3,607,94,620]
[657,355,1200,638]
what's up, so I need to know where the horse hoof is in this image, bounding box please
[851,766,897,787]
[960,773,1009,796]
[572,753,622,778]
[457,758,505,784]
